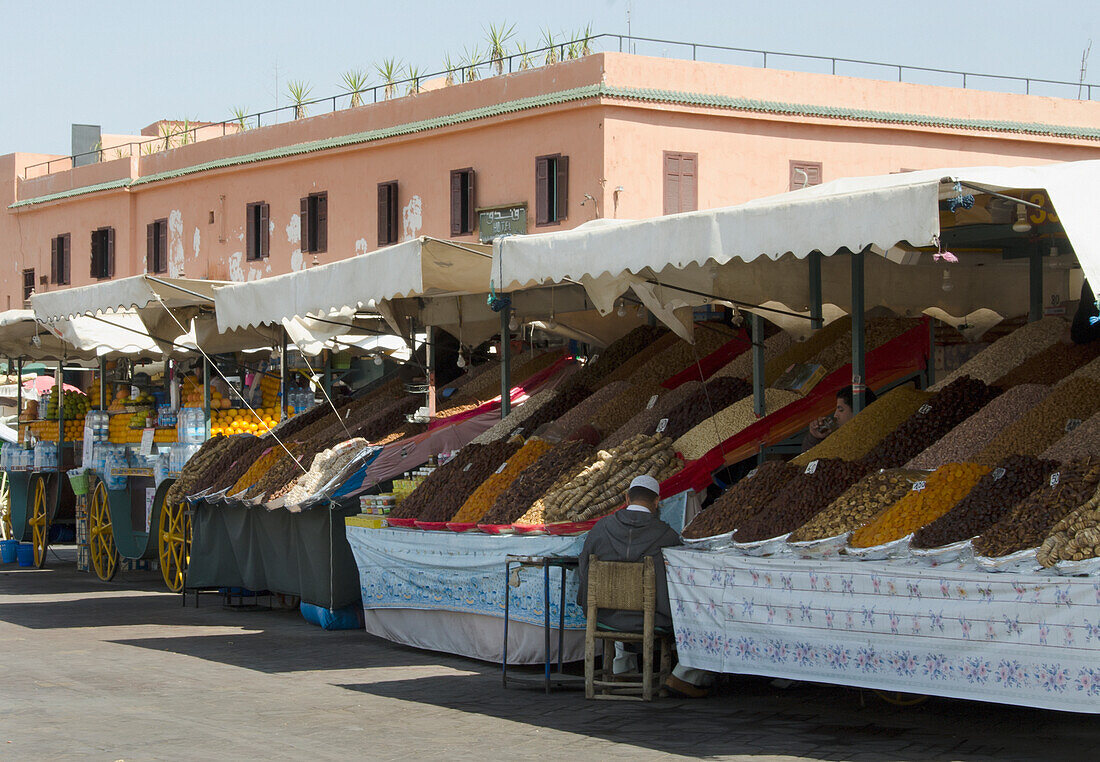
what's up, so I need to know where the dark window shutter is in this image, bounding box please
[315,193,327,253]
[555,155,569,221]
[535,158,549,225]
[300,196,311,253]
[62,234,71,284]
[663,152,681,215]
[146,223,155,274]
[90,231,97,278]
[466,169,476,234]
[389,184,399,243]
[377,184,389,246]
[50,237,58,284]
[681,153,697,212]
[246,204,257,260]
[158,220,168,273]
[259,203,270,257]
[450,171,463,236]
[106,228,115,277]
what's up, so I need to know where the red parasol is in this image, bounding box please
[22,377,80,395]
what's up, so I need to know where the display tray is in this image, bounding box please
[511,523,547,536]
[478,523,516,535]
[844,534,912,561]
[445,522,479,533]
[730,533,791,557]
[384,517,417,529]
[414,520,450,531]
[545,519,599,536]
[787,532,850,560]
[682,530,736,551]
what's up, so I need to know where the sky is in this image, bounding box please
[2,0,1098,156]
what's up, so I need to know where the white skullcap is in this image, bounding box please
[629,475,660,495]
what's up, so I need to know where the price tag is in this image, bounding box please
[1065,419,1083,433]
[81,425,95,468]
[992,467,1006,481]
[590,353,599,364]
[746,467,759,480]
[400,447,409,458]
[511,427,524,438]
[912,480,927,492]
[495,461,509,474]
[646,395,659,410]
[1050,472,1061,487]
[918,404,933,415]
[804,460,818,475]
[656,418,668,434]
[140,427,155,456]
[463,463,473,472]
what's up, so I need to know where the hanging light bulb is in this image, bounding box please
[616,300,626,317]
[547,313,556,329]
[456,352,467,368]
[1012,203,1032,233]
[508,311,518,332]
[373,354,383,366]
[941,270,954,293]
[636,303,645,318]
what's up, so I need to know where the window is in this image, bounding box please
[663,152,698,215]
[450,169,476,236]
[535,154,568,226]
[300,192,328,254]
[90,227,115,280]
[50,233,71,285]
[789,160,823,191]
[147,219,167,274]
[22,269,35,301]
[246,202,270,260]
[377,182,399,246]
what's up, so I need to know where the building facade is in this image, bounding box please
[3,52,1100,309]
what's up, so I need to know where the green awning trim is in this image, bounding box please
[12,82,1100,209]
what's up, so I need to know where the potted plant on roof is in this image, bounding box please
[376,58,402,100]
[486,21,516,75]
[287,80,313,119]
[231,106,252,131]
[515,42,534,71]
[540,28,558,65]
[405,64,423,96]
[442,53,459,86]
[341,69,370,108]
[463,45,485,82]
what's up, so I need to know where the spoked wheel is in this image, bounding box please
[28,475,49,568]
[159,501,190,593]
[0,471,11,540]
[873,690,928,707]
[89,481,118,582]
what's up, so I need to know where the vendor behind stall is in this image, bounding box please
[801,385,878,453]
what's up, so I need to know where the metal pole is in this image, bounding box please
[808,251,823,331]
[1029,246,1044,322]
[500,309,512,419]
[751,313,765,417]
[927,317,936,389]
[202,357,211,440]
[426,325,437,418]
[56,360,64,516]
[98,357,107,411]
[851,248,867,414]
[280,330,289,421]
[15,357,22,446]
[322,349,333,397]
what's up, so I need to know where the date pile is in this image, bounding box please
[1038,483,1100,565]
[482,440,596,525]
[602,381,702,449]
[931,316,1066,390]
[910,455,1056,549]
[389,439,521,522]
[1042,411,1100,463]
[975,377,1100,465]
[734,459,867,543]
[682,461,796,539]
[789,469,923,542]
[792,386,931,466]
[451,438,553,523]
[552,382,630,438]
[992,340,1100,388]
[660,377,754,441]
[973,459,1100,558]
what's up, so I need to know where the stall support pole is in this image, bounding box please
[751,313,765,418]
[56,360,64,516]
[426,325,437,417]
[280,330,288,422]
[926,318,936,389]
[202,357,211,440]
[808,251,823,331]
[322,350,332,397]
[98,357,107,411]
[1029,246,1044,323]
[500,309,511,419]
[851,248,867,414]
[15,357,22,444]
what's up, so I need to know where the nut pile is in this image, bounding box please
[622,324,739,389]
[451,438,553,523]
[518,383,595,436]
[974,459,1100,557]
[589,382,663,440]
[906,384,1051,470]
[553,381,631,438]
[389,439,522,522]
[765,316,854,386]
[932,316,1067,390]
[1064,354,1100,385]
[660,377,754,441]
[602,381,703,449]
[541,434,680,523]
[682,461,797,539]
[164,434,229,505]
[599,331,678,386]
[714,331,792,381]
[789,469,924,542]
[571,325,668,389]
[804,317,917,377]
[992,340,1100,388]
[792,386,932,466]
[975,377,1100,465]
[1041,411,1100,463]
[282,438,370,506]
[470,387,559,445]
[1038,484,1100,565]
[860,377,1001,470]
[673,388,800,460]
[735,459,868,542]
[482,440,597,525]
[850,462,990,548]
[229,446,286,495]
[911,455,1057,549]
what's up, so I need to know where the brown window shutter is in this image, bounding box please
[51,237,59,284]
[106,228,115,277]
[147,223,155,274]
[158,220,168,273]
[466,169,476,234]
[259,203,270,257]
[535,158,549,225]
[377,184,389,246]
[389,184,399,243]
[246,204,257,260]
[315,193,328,253]
[90,231,97,278]
[555,156,569,221]
[63,234,71,284]
[450,170,463,236]
[663,152,681,215]
[300,196,311,253]
[681,153,697,212]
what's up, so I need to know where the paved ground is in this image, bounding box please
[0,549,1096,761]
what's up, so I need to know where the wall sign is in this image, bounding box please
[478,203,528,242]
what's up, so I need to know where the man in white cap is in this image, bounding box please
[576,474,713,697]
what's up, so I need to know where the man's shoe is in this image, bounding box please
[664,674,710,698]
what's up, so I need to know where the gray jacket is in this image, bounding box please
[576,509,681,631]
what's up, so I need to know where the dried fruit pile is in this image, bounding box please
[681,461,796,539]
[803,316,917,377]
[553,382,631,438]
[482,440,596,525]
[229,447,286,495]
[792,386,932,466]
[599,331,677,386]
[283,438,370,505]
[912,455,1058,549]
[992,340,1100,388]
[673,388,799,460]
[850,462,989,548]
[906,384,1051,470]
[734,459,868,542]
[389,439,521,522]
[974,459,1100,558]
[589,383,663,441]
[714,331,792,381]
[860,377,1000,470]
[975,377,1100,465]
[469,388,559,446]
[789,469,924,542]
[660,377,754,441]
[164,435,230,505]
[1038,484,1100,566]
[451,438,553,523]
[602,381,702,449]
[620,324,739,389]
[931,316,1066,390]
[765,316,854,385]
[1042,412,1100,463]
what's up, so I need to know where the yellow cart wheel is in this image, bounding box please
[89,481,118,582]
[158,501,190,593]
[28,475,49,569]
[0,472,11,540]
[872,690,928,707]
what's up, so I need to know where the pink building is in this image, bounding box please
[3,52,1100,309]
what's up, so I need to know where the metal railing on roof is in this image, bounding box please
[22,32,1100,180]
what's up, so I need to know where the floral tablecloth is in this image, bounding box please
[664,548,1100,712]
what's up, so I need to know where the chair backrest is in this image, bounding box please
[587,555,655,613]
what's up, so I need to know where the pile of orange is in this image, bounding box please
[209,407,281,436]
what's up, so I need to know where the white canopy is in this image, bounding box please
[492,161,1100,330]
[0,309,159,360]
[214,237,493,333]
[31,275,222,323]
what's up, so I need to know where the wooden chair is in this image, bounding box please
[584,554,673,701]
